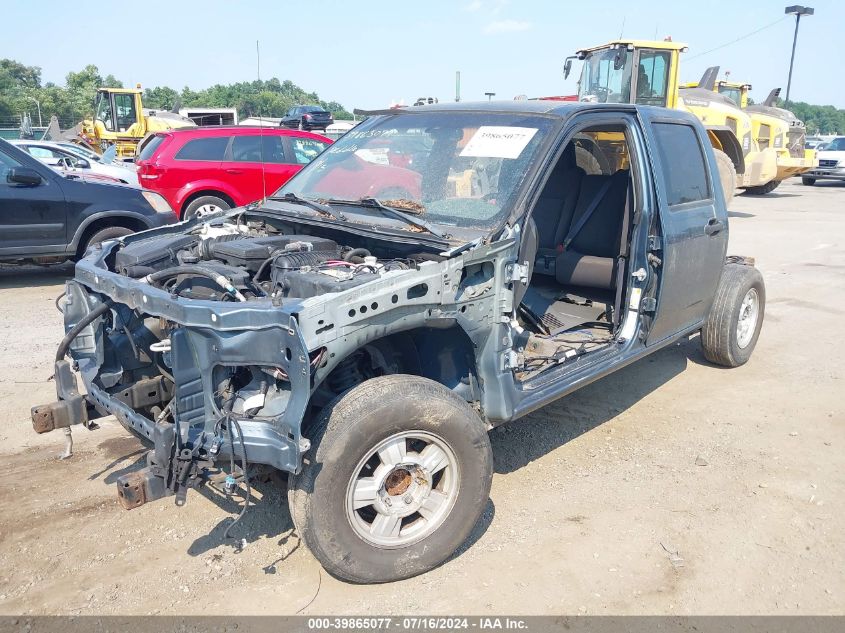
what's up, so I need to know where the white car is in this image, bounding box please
[9,140,139,186]
[803,136,845,185]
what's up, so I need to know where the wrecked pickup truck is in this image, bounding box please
[34,101,765,584]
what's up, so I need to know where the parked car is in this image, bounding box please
[802,136,845,185]
[280,105,333,131]
[10,139,138,185]
[0,138,176,264]
[135,127,332,218]
[34,101,765,584]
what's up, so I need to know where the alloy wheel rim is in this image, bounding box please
[736,288,760,349]
[195,203,221,217]
[345,430,460,548]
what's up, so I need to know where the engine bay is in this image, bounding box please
[110,213,439,302]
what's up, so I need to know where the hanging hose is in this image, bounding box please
[344,247,371,263]
[56,299,114,362]
[223,415,251,541]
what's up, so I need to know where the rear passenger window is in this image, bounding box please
[174,137,229,161]
[652,123,711,205]
[231,135,288,163]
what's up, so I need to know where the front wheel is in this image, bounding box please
[701,263,765,367]
[801,177,816,186]
[288,375,493,584]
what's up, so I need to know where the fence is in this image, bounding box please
[0,114,77,140]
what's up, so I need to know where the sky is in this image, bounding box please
[3,0,842,110]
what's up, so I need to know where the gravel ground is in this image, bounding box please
[0,178,842,615]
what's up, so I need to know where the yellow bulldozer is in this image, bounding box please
[71,86,195,161]
[565,39,781,199]
[683,78,817,192]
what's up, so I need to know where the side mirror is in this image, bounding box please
[563,57,574,79]
[8,167,43,186]
[75,158,91,169]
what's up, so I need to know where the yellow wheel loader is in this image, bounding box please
[71,87,195,161]
[683,79,817,193]
[565,40,779,199]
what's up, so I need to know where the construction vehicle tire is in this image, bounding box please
[713,149,737,201]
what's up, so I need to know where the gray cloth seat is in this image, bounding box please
[555,169,629,290]
[532,143,585,276]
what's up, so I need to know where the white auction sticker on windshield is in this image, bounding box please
[459,126,539,159]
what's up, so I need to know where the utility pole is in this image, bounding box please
[784,5,814,105]
[485,92,496,101]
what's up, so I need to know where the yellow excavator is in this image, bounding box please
[565,40,780,199]
[683,78,817,192]
[70,86,195,160]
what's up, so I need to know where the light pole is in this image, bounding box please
[485,92,496,101]
[26,96,42,127]
[784,5,814,105]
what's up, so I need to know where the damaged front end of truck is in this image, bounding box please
[31,197,518,511]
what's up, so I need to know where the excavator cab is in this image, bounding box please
[716,81,751,108]
[571,39,785,197]
[76,86,195,161]
[575,41,686,108]
[93,88,142,134]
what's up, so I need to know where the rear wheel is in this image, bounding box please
[713,149,737,201]
[183,195,230,219]
[744,179,781,195]
[701,263,765,367]
[288,375,493,584]
[801,177,816,186]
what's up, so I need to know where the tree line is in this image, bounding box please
[783,101,844,136]
[0,58,354,128]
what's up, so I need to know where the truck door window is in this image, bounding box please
[635,51,671,107]
[113,94,137,132]
[652,123,711,206]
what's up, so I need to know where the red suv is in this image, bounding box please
[135,127,332,218]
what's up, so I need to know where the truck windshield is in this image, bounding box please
[276,111,556,230]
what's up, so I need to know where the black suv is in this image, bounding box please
[280,105,333,131]
[0,139,178,264]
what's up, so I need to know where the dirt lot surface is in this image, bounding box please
[0,179,842,616]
